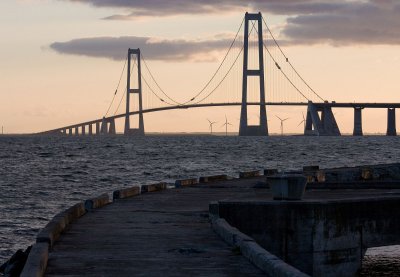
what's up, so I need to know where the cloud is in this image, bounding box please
[50,0,400,62]
[281,0,400,45]
[50,35,234,61]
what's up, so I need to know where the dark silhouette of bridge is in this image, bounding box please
[40,12,398,136]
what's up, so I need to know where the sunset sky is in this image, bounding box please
[1,0,400,134]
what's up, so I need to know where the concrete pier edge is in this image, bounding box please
[141,182,167,193]
[20,242,49,277]
[113,185,141,200]
[21,181,180,275]
[239,170,261,178]
[84,193,110,211]
[209,202,310,277]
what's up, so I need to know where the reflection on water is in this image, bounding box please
[1,135,400,275]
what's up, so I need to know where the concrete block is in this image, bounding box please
[85,193,110,211]
[209,202,219,217]
[20,243,49,277]
[113,186,140,199]
[174,178,198,187]
[36,216,67,247]
[141,182,167,193]
[315,170,325,182]
[303,166,319,172]
[56,202,86,225]
[199,175,228,183]
[361,167,373,180]
[239,170,261,178]
[269,174,307,200]
[264,169,278,176]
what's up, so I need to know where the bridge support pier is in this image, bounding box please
[68,128,72,136]
[353,107,363,136]
[239,12,268,136]
[387,108,396,136]
[101,117,108,135]
[305,102,340,136]
[82,125,86,136]
[96,122,100,135]
[74,127,79,136]
[88,124,93,135]
[124,48,145,136]
[109,119,116,135]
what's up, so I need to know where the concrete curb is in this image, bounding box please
[239,170,261,178]
[113,186,141,200]
[84,193,110,211]
[20,242,49,277]
[175,178,199,187]
[36,202,85,248]
[199,175,228,183]
[141,182,167,193]
[210,209,310,277]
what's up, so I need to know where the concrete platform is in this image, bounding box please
[45,178,268,276]
[43,176,400,276]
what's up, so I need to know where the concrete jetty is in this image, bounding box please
[19,164,400,276]
[43,178,267,276]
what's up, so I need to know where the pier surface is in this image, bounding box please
[44,177,400,276]
[45,178,267,276]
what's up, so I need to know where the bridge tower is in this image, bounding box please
[239,12,268,136]
[124,48,145,136]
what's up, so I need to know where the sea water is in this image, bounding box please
[0,135,399,275]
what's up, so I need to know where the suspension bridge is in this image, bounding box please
[40,12,398,136]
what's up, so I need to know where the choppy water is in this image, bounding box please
[0,135,399,275]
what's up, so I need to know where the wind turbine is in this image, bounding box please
[298,112,306,130]
[222,115,232,136]
[276,115,289,136]
[207,119,217,135]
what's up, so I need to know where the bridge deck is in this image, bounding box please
[45,178,267,276]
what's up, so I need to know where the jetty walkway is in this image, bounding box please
[20,165,400,277]
[44,177,268,276]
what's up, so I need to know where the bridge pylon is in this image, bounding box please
[124,48,145,136]
[239,12,268,136]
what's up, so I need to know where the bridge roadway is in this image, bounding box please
[42,101,400,134]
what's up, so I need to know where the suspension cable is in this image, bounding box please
[261,16,325,102]
[192,46,244,104]
[104,56,127,117]
[180,16,245,105]
[113,88,126,116]
[251,21,310,101]
[141,71,175,106]
[132,58,176,106]
[141,54,183,105]
[113,57,135,116]
[192,18,256,105]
